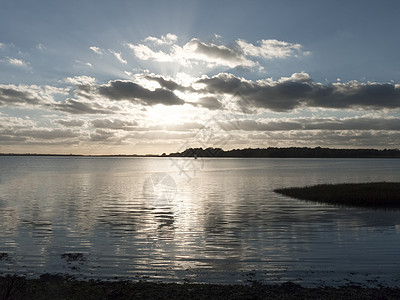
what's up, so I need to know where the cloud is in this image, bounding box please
[129,35,306,70]
[67,72,400,112]
[195,96,222,110]
[197,72,400,111]
[307,81,400,109]
[74,60,93,68]
[144,74,188,91]
[36,43,46,52]
[183,38,255,68]
[144,33,178,45]
[303,117,400,131]
[1,128,80,141]
[219,117,400,132]
[128,43,174,62]
[148,122,204,131]
[90,129,117,142]
[64,75,96,85]
[53,99,115,114]
[0,135,27,142]
[236,39,304,59]
[246,130,400,148]
[55,119,86,127]
[8,58,27,67]
[0,116,36,129]
[0,85,41,106]
[129,38,255,68]
[127,131,195,140]
[18,128,80,140]
[109,49,127,64]
[218,119,302,131]
[0,84,68,108]
[91,119,138,130]
[97,80,185,106]
[89,46,103,55]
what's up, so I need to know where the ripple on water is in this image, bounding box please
[0,157,400,286]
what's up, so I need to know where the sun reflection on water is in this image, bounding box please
[0,156,400,285]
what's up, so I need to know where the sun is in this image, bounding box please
[145,104,197,126]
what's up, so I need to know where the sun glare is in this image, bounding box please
[146,104,193,125]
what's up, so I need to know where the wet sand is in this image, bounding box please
[1,275,400,299]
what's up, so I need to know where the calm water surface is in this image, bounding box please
[0,156,400,286]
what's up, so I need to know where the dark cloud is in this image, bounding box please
[307,83,400,109]
[246,130,400,148]
[18,129,79,140]
[0,87,41,106]
[91,119,138,130]
[0,135,27,142]
[197,73,400,111]
[220,117,400,132]
[303,117,400,131]
[197,73,250,94]
[98,80,184,106]
[74,84,97,99]
[195,97,223,110]
[90,129,116,142]
[53,99,114,115]
[0,128,80,141]
[218,119,303,131]
[187,38,251,67]
[144,75,187,91]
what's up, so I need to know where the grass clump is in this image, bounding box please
[274,182,400,208]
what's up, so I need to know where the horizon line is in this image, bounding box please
[1,146,400,157]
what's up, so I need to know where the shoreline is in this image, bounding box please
[1,154,400,159]
[1,275,400,299]
[2,146,400,158]
[275,182,400,208]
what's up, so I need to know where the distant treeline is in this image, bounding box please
[2,147,400,158]
[168,147,400,158]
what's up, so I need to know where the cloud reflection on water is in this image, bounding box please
[0,156,400,285]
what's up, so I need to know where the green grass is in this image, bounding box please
[274,182,400,208]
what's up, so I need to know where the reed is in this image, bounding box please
[274,182,400,208]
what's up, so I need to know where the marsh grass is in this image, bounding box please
[274,182,400,209]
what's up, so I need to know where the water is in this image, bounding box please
[0,156,400,286]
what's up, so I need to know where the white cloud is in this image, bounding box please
[89,46,103,55]
[36,43,46,52]
[0,116,36,129]
[56,119,86,127]
[129,35,306,70]
[129,38,255,68]
[124,71,133,77]
[128,43,174,63]
[0,42,4,48]
[8,58,27,67]
[91,119,138,130]
[109,49,127,64]
[64,76,96,85]
[74,60,93,68]
[144,33,178,45]
[236,39,303,59]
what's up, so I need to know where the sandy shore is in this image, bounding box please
[1,275,400,299]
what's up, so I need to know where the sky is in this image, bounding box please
[1,0,400,154]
